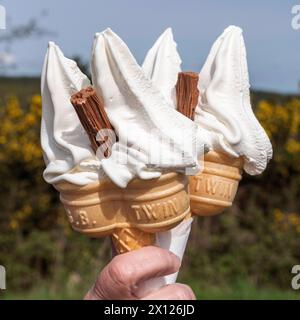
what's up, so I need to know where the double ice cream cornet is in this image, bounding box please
[55,170,190,254]
[41,28,273,300]
[55,72,243,254]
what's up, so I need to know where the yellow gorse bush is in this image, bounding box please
[0,95,47,231]
[0,95,42,169]
[256,99,300,171]
[273,209,300,234]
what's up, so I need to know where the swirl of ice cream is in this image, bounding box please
[91,28,203,187]
[41,42,103,185]
[142,27,181,107]
[194,26,273,175]
[41,28,204,188]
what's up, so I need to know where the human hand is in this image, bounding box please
[84,246,196,300]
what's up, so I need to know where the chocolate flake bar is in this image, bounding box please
[176,72,199,120]
[70,87,115,157]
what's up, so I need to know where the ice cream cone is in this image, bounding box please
[175,73,244,216]
[189,151,243,216]
[54,172,190,254]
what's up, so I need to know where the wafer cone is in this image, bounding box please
[189,151,243,216]
[175,72,244,216]
[54,172,190,254]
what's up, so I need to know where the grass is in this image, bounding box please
[190,281,300,300]
[1,279,299,300]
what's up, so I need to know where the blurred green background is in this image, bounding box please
[0,77,300,300]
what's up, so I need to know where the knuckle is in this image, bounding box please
[93,261,131,300]
[88,273,107,300]
[174,284,196,300]
[90,282,105,300]
[89,254,141,300]
[107,256,134,286]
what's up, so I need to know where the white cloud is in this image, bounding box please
[0,52,15,66]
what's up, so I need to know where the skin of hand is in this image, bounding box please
[84,246,196,300]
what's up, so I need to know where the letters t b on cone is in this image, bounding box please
[54,172,190,254]
[189,151,243,216]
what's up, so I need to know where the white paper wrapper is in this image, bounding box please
[135,217,193,297]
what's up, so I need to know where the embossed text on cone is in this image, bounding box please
[54,172,190,254]
[189,151,243,216]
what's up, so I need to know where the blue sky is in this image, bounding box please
[0,0,300,93]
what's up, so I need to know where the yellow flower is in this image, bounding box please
[31,95,42,107]
[24,113,37,126]
[273,209,284,223]
[286,139,300,155]
[288,213,300,227]
[9,220,19,231]
[0,136,6,144]
[6,96,23,118]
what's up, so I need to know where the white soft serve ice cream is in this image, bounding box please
[41,28,204,188]
[90,28,203,187]
[41,42,103,185]
[142,27,181,107]
[195,26,273,174]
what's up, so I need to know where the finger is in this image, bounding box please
[87,246,181,300]
[141,283,196,300]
